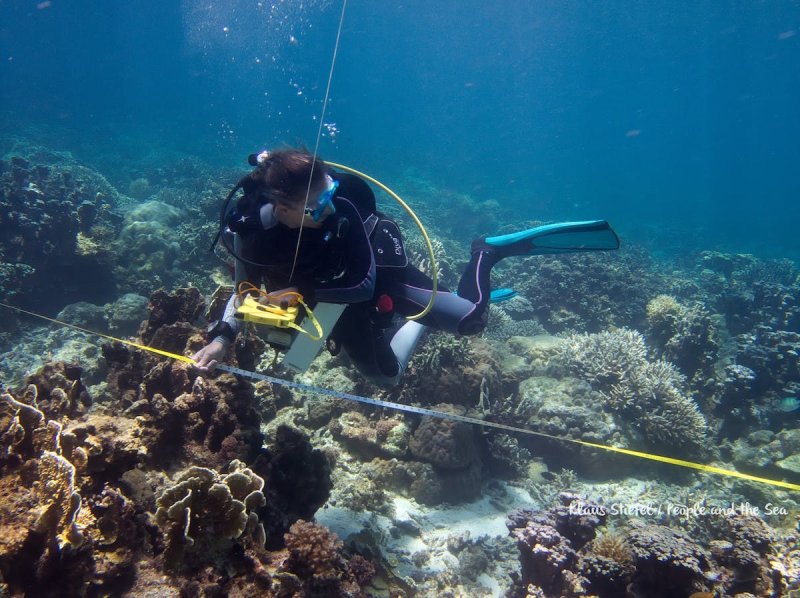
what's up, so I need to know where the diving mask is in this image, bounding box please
[305,177,339,222]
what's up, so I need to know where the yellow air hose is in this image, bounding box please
[326,161,438,321]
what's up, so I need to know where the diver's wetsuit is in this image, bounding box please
[216,172,496,384]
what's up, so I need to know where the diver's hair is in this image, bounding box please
[252,148,327,203]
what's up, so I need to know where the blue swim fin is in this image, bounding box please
[489,288,518,303]
[484,220,620,256]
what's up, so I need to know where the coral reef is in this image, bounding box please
[505,493,798,598]
[626,524,713,595]
[113,201,187,293]
[645,294,720,389]
[495,244,663,334]
[399,332,504,411]
[251,424,334,549]
[97,287,265,471]
[408,406,484,502]
[362,457,444,506]
[1,388,96,595]
[0,153,123,311]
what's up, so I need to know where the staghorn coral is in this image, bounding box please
[153,459,267,570]
[556,328,648,387]
[605,359,708,450]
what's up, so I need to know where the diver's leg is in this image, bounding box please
[388,320,426,379]
[331,304,405,386]
[389,266,485,335]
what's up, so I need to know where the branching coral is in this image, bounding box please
[646,294,719,385]
[556,328,708,452]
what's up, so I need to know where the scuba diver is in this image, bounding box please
[193,147,619,384]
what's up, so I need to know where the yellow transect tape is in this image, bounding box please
[1,300,798,492]
[0,302,195,364]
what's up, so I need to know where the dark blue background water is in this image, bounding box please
[1,0,798,260]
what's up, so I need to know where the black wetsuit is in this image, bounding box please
[224,171,494,382]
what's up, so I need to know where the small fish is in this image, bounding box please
[778,397,800,412]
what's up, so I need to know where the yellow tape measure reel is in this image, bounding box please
[234,283,323,341]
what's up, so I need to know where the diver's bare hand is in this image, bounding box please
[191,340,228,372]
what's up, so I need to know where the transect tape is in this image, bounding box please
[2,301,798,492]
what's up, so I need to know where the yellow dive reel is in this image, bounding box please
[233,283,323,341]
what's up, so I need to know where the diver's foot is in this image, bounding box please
[480,221,619,258]
[470,235,531,260]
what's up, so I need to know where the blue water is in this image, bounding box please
[1,0,799,259]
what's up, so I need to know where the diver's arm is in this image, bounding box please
[212,232,250,347]
[315,198,376,303]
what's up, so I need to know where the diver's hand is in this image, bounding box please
[191,340,228,372]
[261,287,300,306]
